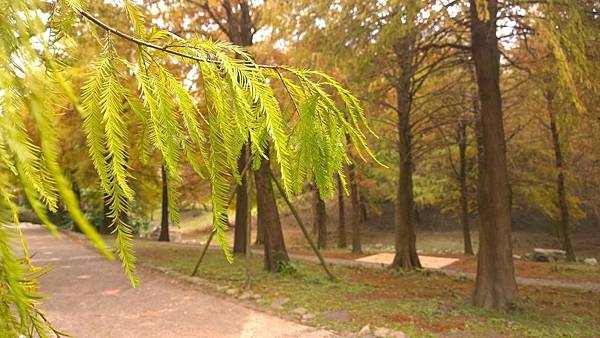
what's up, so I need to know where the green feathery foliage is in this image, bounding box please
[1,0,112,334]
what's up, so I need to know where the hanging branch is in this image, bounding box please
[78,10,279,70]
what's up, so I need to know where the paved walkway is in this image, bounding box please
[24,226,333,338]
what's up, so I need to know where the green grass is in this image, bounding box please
[135,240,600,337]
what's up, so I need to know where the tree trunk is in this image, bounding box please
[159,164,170,242]
[469,0,518,310]
[233,146,249,254]
[100,194,111,235]
[337,174,347,248]
[313,186,327,249]
[310,183,318,236]
[391,98,420,269]
[255,215,264,245]
[349,162,362,253]
[254,147,289,272]
[359,191,368,222]
[458,118,474,255]
[225,0,253,254]
[391,36,421,270]
[547,93,576,261]
[71,179,83,233]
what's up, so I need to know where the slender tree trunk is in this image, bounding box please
[391,95,420,269]
[349,162,362,253]
[255,215,264,245]
[100,194,111,235]
[391,35,420,269]
[337,174,347,248]
[71,179,83,233]
[233,145,249,254]
[54,202,66,227]
[159,164,170,242]
[225,0,253,254]
[310,183,318,236]
[458,118,474,255]
[547,93,576,261]
[469,0,517,310]
[313,186,327,249]
[359,191,368,222]
[254,147,289,272]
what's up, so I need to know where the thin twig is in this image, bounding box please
[191,157,252,276]
[269,171,336,281]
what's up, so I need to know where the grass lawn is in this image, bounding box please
[135,240,600,337]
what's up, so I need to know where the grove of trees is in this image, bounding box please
[1,0,598,334]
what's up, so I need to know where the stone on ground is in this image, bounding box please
[238,291,253,300]
[373,327,390,337]
[292,307,307,315]
[533,248,566,262]
[323,310,353,322]
[271,297,290,310]
[389,329,407,338]
[357,324,371,337]
[225,288,239,296]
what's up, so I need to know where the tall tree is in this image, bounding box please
[197,0,255,255]
[337,174,347,248]
[100,195,111,234]
[313,186,327,249]
[457,115,474,255]
[469,0,518,310]
[213,0,254,255]
[255,147,289,271]
[159,164,170,242]
[233,145,249,254]
[391,29,421,269]
[546,92,575,261]
[348,162,362,253]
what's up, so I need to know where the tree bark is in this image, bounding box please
[159,164,170,242]
[310,183,318,236]
[100,194,111,235]
[458,117,474,255]
[469,0,518,310]
[222,0,253,254]
[255,215,264,245]
[313,186,327,249]
[71,179,83,233]
[233,146,249,254]
[390,36,421,270]
[349,162,362,253]
[547,92,576,261]
[337,174,347,248]
[359,191,368,223]
[254,147,289,272]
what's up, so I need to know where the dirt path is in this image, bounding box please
[25,226,333,338]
